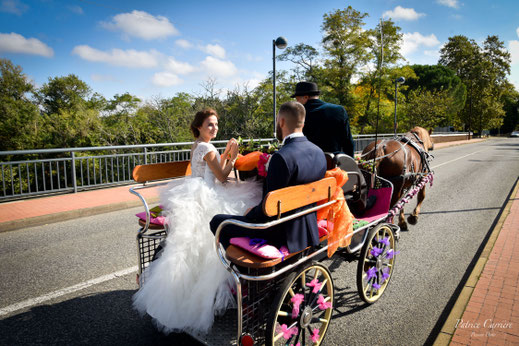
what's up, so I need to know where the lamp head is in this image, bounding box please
[396,76,405,84]
[274,36,287,49]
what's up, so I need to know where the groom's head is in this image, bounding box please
[276,101,306,141]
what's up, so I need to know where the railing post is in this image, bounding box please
[144,147,147,165]
[71,152,77,193]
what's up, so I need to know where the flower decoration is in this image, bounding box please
[379,237,390,247]
[311,328,320,343]
[366,267,377,281]
[279,324,298,340]
[306,278,322,293]
[317,294,332,310]
[372,282,381,290]
[257,153,271,177]
[291,294,304,319]
[381,267,390,282]
[370,246,383,257]
[386,249,400,259]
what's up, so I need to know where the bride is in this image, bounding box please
[133,108,262,334]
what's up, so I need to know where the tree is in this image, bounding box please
[0,59,41,151]
[439,35,511,134]
[277,43,321,81]
[320,6,372,107]
[407,64,466,128]
[355,19,404,133]
[37,75,102,148]
[405,88,454,129]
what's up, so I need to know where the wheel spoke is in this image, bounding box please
[273,332,284,343]
[277,310,289,317]
[301,271,306,289]
[288,287,295,297]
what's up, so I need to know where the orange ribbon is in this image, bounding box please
[317,168,354,257]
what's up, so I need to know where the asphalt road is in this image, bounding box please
[1,138,518,345]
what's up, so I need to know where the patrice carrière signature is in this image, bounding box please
[455,319,513,337]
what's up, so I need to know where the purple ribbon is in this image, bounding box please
[249,238,267,247]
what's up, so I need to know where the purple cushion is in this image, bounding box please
[230,237,290,259]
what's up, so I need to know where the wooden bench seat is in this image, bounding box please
[132,161,191,232]
[224,177,336,268]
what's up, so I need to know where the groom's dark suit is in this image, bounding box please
[210,135,327,253]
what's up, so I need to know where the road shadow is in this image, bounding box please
[0,290,201,346]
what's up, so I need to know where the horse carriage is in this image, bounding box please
[129,127,434,346]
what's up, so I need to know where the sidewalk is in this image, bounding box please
[0,183,161,232]
[435,178,519,345]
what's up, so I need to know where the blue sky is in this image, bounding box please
[1,0,519,101]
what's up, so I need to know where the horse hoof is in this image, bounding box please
[399,222,408,232]
[407,215,418,225]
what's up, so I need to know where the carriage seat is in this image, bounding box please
[131,161,192,232]
[225,177,337,269]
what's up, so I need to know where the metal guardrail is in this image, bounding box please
[0,139,273,201]
[0,133,467,201]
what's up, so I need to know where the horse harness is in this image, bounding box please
[398,132,432,181]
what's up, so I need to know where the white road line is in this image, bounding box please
[0,266,137,317]
[432,149,488,169]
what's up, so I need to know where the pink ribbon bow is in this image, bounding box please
[311,328,320,343]
[279,324,298,340]
[306,278,322,293]
[317,294,332,310]
[290,293,304,319]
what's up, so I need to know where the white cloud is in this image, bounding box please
[401,32,441,56]
[152,72,183,87]
[437,0,460,9]
[68,5,83,15]
[509,40,519,65]
[164,57,196,75]
[0,32,53,57]
[175,39,193,49]
[72,45,159,68]
[383,6,425,21]
[0,0,28,15]
[202,44,226,59]
[101,10,179,40]
[516,27,519,38]
[200,56,237,78]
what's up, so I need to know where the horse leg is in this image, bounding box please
[408,186,425,225]
[399,207,408,231]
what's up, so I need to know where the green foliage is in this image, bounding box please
[0,59,42,151]
[439,35,511,133]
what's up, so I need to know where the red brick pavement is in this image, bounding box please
[449,190,519,345]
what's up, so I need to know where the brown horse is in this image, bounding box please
[362,126,434,231]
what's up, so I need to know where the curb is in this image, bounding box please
[433,177,519,345]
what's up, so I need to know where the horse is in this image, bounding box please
[361,126,434,231]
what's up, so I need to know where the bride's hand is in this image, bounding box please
[229,141,239,161]
[224,138,237,159]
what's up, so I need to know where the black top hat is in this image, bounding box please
[291,82,321,98]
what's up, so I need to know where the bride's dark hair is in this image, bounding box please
[190,108,219,138]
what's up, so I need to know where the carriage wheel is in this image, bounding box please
[266,262,334,346]
[356,224,397,304]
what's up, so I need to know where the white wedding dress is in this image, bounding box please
[132,141,262,334]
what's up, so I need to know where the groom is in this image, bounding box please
[210,101,327,253]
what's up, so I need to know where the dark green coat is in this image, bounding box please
[303,99,355,157]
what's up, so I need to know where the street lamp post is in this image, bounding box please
[273,36,287,139]
[394,76,405,137]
